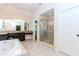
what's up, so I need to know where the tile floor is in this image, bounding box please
[21,39,66,56]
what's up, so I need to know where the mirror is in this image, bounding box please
[40,8,54,45]
[0,19,25,31]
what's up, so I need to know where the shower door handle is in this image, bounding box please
[76,35,79,37]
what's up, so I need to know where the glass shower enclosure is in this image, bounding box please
[40,8,54,45]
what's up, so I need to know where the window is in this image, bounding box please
[0,20,4,30]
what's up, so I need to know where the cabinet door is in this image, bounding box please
[58,5,79,55]
[0,34,8,41]
[16,32,25,41]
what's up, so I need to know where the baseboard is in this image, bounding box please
[59,50,70,56]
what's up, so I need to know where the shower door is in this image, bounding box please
[40,9,54,45]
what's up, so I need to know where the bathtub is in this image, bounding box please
[0,39,27,56]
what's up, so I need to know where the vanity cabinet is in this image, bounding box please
[7,32,25,41]
[16,32,25,41]
[0,31,33,41]
[0,34,8,41]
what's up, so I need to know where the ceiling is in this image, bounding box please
[41,8,54,18]
[0,3,44,13]
[12,3,44,13]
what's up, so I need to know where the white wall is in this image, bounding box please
[55,4,79,55]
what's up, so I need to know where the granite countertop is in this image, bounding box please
[0,30,33,34]
[25,30,33,33]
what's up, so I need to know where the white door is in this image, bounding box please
[58,5,79,56]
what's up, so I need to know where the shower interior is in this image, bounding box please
[40,8,54,45]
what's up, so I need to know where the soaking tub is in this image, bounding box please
[0,39,27,56]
